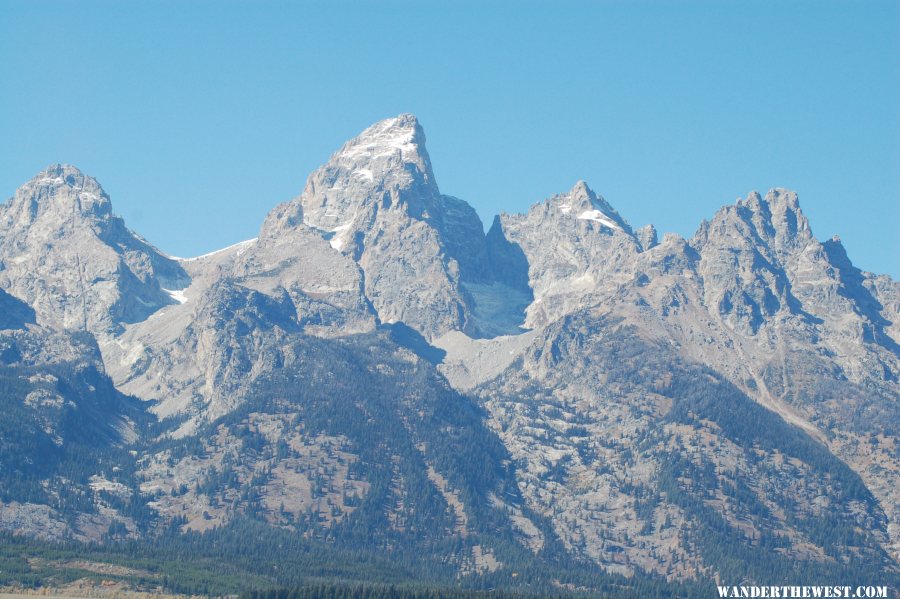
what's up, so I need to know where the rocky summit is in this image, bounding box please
[0,115,897,594]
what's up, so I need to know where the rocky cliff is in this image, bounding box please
[0,116,896,590]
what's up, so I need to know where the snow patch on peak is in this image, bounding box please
[546,182,629,233]
[337,114,422,162]
[28,164,93,188]
[577,209,621,230]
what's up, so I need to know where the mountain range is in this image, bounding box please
[0,115,897,595]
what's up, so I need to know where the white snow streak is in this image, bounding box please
[329,222,352,251]
[577,209,620,230]
[353,168,374,182]
[339,117,418,161]
[177,238,257,262]
[163,287,189,304]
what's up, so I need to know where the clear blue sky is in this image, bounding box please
[1,1,897,276]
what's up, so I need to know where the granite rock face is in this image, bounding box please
[237,206,376,335]
[261,115,497,340]
[0,316,145,542]
[486,180,642,328]
[0,165,188,333]
[454,183,899,576]
[478,311,893,579]
[0,116,897,584]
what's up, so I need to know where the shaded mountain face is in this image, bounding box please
[486,180,642,329]
[478,312,893,580]
[0,288,35,330]
[137,332,534,569]
[0,115,897,591]
[0,319,149,542]
[260,114,525,340]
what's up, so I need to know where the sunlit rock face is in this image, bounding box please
[0,164,188,333]
[0,116,897,582]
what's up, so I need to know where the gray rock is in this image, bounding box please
[1,117,897,580]
[0,165,188,334]
[636,223,658,251]
[486,180,642,328]
[0,319,142,542]
[260,115,493,340]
